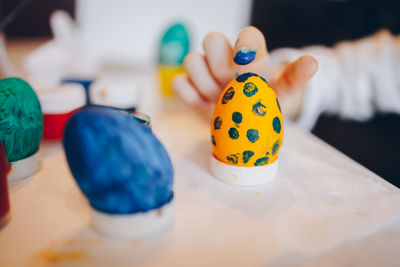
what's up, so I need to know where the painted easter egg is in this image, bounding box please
[158,22,190,66]
[63,106,173,214]
[211,73,283,168]
[0,78,43,162]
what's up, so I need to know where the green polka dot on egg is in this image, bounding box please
[232,112,242,124]
[214,116,222,130]
[246,129,259,143]
[222,87,235,104]
[276,98,281,113]
[254,156,269,166]
[252,101,266,116]
[212,135,216,146]
[229,127,239,139]
[226,154,239,164]
[242,150,254,163]
[243,82,258,97]
[273,117,281,134]
[272,140,280,155]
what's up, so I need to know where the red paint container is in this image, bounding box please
[0,143,11,229]
[37,84,86,141]
[43,109,78,140]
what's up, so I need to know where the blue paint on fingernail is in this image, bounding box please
[233,48,257,65]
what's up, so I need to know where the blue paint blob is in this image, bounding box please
[228,127,239,139]
[222,87,235,104]
[254,157,269,166]
[63,106,173,215]
[232,112,242,124]
[276,97,281,113]
[273,117,281,134]
[211,135,216,146]
[214,116,222,130]
[246,129,259,143]
[272,140,280,155]
[243,82,258,97]
[226,154,238,164]
[242,150,254,164]
[252,101,266,116]
[233,48,256,65]
[236,73,258,83]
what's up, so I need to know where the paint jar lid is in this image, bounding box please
[37,83,86,114]
[89,77,141,109]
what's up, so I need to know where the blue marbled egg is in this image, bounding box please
[63,106,173,214]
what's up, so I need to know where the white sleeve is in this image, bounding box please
[269,30,400,131]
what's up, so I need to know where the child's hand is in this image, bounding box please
[172,26,318,120]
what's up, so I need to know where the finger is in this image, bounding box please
[232,26,269,77]
[273,55,318,95]
[203,32,235,86]
[172,74,207,108]
[183,52,221,101]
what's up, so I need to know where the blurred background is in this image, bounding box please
[1,0,399,185]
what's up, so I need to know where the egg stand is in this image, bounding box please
[8,150,41,181]
[90,200,174,240]
[210,155,278,186]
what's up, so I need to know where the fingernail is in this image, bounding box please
[233,47,257,65]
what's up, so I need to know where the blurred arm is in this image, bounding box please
[269,30,400,130]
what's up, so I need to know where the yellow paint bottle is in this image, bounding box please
[159,65,185,97]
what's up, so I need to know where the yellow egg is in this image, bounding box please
[211,73,283,167]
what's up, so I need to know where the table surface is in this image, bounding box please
[2,39,400,267]
[1,106,400,267]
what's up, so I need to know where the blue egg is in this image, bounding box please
[63,106,173,214]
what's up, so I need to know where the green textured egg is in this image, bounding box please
[158,22,190,65]
[0,78,43,162]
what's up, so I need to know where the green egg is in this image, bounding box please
[0,78,43,162]
[158,22,190,65]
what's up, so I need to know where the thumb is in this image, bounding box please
[232,26,269,77]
